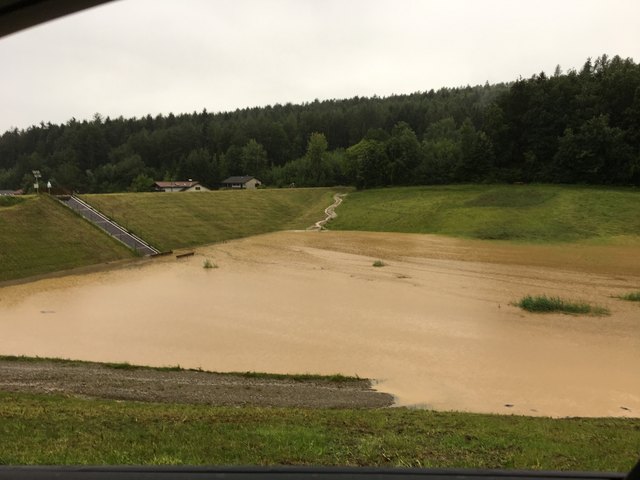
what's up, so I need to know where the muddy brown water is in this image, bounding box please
[1,231,639,418]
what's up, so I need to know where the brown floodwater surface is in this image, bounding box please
[1,231,639,417]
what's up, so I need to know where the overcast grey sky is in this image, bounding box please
[1,0,639,133]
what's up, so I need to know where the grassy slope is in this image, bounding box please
[0,392,638,470]
[84,188,343,251]
[330,185,640,243]
[0,188,341,282]
[0,195,133,282]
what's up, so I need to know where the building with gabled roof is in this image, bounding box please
[153,181,209,192]
[220,176,262,189]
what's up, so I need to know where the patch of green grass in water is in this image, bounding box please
[617,291,640,302]
[517,295,609,316]
[202,258,218,269]
[0,391,638,470]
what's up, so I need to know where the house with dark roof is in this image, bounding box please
[153,181,209,193]
[220,176,262,189]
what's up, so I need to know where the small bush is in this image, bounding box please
[372,260,386,267]
[618,291,640,302]
[203,258,218,269]
[517,295,609,316]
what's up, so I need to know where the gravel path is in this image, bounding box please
[0,360,394,408]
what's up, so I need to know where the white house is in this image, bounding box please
[220,176,262,189]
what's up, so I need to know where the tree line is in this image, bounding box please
[1,54,638,192]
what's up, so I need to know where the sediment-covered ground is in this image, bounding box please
[0,359,392,408]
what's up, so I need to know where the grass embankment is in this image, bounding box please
[517,295,609,316]
[84,188,346,251]
[0,195,133,282]
[331,185,640,243]
[0,188,343,282]
[0,392,638,470]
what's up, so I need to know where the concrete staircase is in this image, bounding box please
[57,195,160,256]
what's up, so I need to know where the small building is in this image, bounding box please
[220,176,262,189]
[0,189,23,196]
[153,181,209,193]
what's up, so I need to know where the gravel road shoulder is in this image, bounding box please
[0,359,394,408]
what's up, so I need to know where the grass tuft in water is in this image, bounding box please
[517,295,609,316]
[203,258,218,269]
[618,291,640,302]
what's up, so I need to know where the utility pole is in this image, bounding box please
[32,170,41,194]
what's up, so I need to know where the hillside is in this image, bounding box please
[2,55,639,193]
[0,195,134,282]
[330,184,640,243]
[83,188,344,252]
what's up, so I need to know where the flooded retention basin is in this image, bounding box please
[1,230,639,418]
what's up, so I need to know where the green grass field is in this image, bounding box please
[84,188,344,251]
[0,195,133,282]
[1,392,638,470]
[330,185,640,243]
